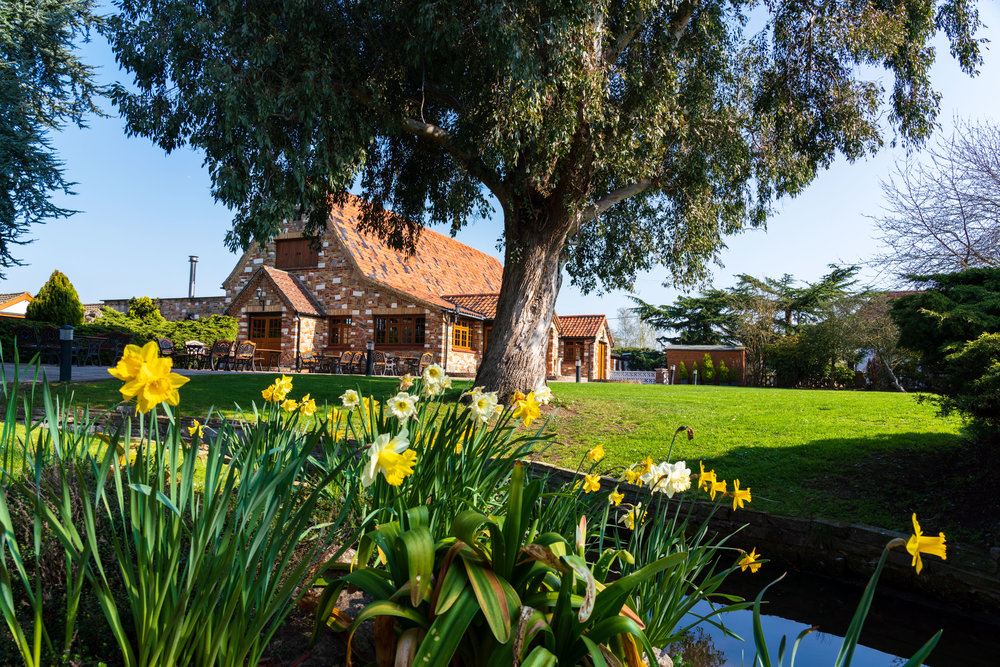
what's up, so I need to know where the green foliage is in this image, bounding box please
[24,270,84,326]
[937,333,1000,442]
[91,307,238,349]
[701,354,716,383]
[717,361,730,384]
[326,464,670,665]
[677,362,689,382]
[632,293,737,346]
[126,296,164,322]
[0,363,357,667]
[891,268,1000,370]
[0,1,106,272]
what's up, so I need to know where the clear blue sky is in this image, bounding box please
[4,6,998,326]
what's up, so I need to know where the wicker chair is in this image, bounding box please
[232,341,257,371]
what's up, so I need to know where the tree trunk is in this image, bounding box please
[474,210,570,398]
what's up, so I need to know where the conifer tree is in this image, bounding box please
[26,270,85,326]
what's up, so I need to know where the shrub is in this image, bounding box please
[126,296,165,322]
[717,360,730,384]
[937,333,1000,442]
[677,361,688,381]
[614,346,666,371]
[24,270,84,326]
[701,353,715,383]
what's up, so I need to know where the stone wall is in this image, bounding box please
[524,460,1000,612]
[101,297,226,321]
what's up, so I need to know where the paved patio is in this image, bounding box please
[1,363,252,383]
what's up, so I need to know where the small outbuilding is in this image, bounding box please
[662,345,746,385]
[0,292,33,319]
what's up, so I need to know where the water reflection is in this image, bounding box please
[661,569,1000,667]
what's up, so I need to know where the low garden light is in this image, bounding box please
[366,340,375,376]
[575,358,581,383]
[670,364,676,385]
[59,325,74,382]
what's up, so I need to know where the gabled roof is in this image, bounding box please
[328,198,504,309]
[440,293,562,331]
[226,266,326,317]
[0,292,32,309]
[560,315,609,339]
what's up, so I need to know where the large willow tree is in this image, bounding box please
[108,0,981,395]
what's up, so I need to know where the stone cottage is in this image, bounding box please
[105,196,593,378]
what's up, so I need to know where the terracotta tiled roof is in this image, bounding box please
[443,293,501,318]
[560,315,607,339]
[328,199,504,308]
[227,266,326,317]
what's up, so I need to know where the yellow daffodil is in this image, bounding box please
[108,341,189,413]
[731,479,751,510]
[709,478,727,501]
[361,396,380,415]
[619,503,644,530]
[281,398,299,412]
[609,490,625,506]
[362,429,416,487]
[906,514,947,574]
[262,384,277,402]
[586,444,605,463]
[188,420,205,438]
[698,461,717,491]
[274,375,293,400]
[583,474,601,493]
[512,391,541,428]
[622,468,641,485]
[299,394,317,417]
[512,390,526,404]
[739,548,762,573]
[637,455,654,476]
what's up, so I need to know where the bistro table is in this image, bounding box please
[398,356,420,375]
[256,348,281,371]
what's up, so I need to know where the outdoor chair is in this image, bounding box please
[383,354,399,376]
[75,337,105,366]
[350,351,365,374]
[38,327,61,364]
[418,352,434,375]
[208,339,234,370]
[157,338,176,359]
[372,350,387,376]
[11,325,40,361]
[232,341,257,371]
[104,332,134,365]
[300,351,320,373]
[337,350,353,374]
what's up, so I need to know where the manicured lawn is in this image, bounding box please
[37,374,997,546]
[541,383,996,547]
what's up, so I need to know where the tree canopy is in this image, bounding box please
[26,269,85,326]
[107,0,983,393]
[0,1,105,274]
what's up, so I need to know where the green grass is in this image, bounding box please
[539,383,994,547]
[26,374,997,546]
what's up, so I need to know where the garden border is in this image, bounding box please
[524,459,1000,613]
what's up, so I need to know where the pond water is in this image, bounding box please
[667,569,1000,666]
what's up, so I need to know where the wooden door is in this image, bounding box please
[249,315,282,363]
[597,342,608,380]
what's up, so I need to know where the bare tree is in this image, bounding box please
[612,307,659,349]
[872,120,1000,279]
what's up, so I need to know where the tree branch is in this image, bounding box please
[400,117,510,208]
[576,178,659,227]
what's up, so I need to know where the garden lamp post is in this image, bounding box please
[670,364,676,385]
[692,369,698,385]
[575,358,581,383]
[366,340,375,376]
[59,325,74,382]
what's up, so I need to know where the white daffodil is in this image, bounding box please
[642,460,691,497]
[422,363,446,385]
[387,391,419,421]
[463,385,485,400]
[361,429,415,487]
[340,389,360,409]
[469,391,500,423]
[398,373,415,390]
[533,380,554,405]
